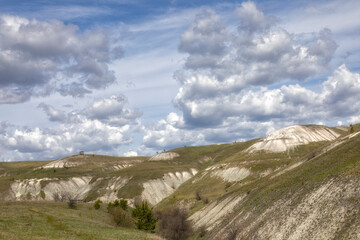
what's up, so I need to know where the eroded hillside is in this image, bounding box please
[1,124,359,239]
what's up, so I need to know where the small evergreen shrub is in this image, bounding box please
[132,201,157,231]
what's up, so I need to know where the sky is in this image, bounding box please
[0,0,359,161]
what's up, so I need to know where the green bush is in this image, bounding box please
[120,199,128,211]
[110,207,134,228]
[107,199,120,212]
[94,200,102,210]
[132,201,157,231]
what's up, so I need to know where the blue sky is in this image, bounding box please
[0,0,359,161]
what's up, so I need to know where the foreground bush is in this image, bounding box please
[107,199,120,212]
[120,199,128,210]
[107,199,128,211]
[94,200,102,209]
[132,201,157,231]
[110,206,134,228]
[158,206,192,240]
[67,199,77,209]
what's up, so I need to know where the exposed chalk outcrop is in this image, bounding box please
[141,169,198,205]
[6,177,93,201]
[6,176,130,202]
[36,156,83,169]
[190,194,245,230]
[97,177,129,202]
[212,167,250,182]
[43,177,93,200]
[248,125,340,153]
[149,152,180,161]
[226,179,360,240]
[199,156,213,163]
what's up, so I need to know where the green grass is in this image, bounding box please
[0,201,161,240]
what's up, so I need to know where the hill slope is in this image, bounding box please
[0,124,359,239]
[0,201,161,240]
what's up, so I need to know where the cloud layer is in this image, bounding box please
[174,3,337,127]
[0,15,120,104]
[0,95,141,161]
[141,2,360,152]
[1,1,360,161]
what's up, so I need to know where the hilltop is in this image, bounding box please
[1,123,360,239]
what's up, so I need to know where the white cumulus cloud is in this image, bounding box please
[0,14,122,104]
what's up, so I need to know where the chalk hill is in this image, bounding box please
[1,123,359,240]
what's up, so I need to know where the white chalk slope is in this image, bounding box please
[149,152,180,161]
[248,125,340,152]
[37,156,83,169]
[142,169,198,205]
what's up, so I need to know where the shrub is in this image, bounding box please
[94,200,102,210]
[158,206,192,240]
[306,150,318,160]
[107,202,113,211]
[202,198,209,204]
[195,190,202,201]
[132,201,157,231]
[113,199,120,207]
[350,124,355,133]
[120,199,128,211]
[110,206,134,228]
[67,199,77,209]
[107,199,120,212]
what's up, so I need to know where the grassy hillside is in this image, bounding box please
[0,123,358,239]
[155,124,360,239]
[0,201,161,240]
